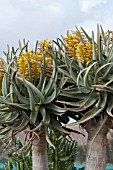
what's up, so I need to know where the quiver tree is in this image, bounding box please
[55,25,113,170]
[0,24,112,170]
[0,40,81,170]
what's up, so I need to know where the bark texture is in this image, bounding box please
[85,130,106,170]
[32,130,48,170]
[84,116,112,170]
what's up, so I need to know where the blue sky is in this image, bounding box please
[0,0,113,57]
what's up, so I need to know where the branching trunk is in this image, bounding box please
[32,129,48,170]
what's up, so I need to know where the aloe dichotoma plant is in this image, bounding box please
[0,40,82,170]
[54,25,113,170]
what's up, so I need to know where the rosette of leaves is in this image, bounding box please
[54,25,113,125]
[0,40,73,148]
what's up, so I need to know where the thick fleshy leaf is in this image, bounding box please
[100,25,106,45]
[67,92,107,125]
[50,116,70,134]
[2,73,9,97]
[11,72,30,104]
[44,60,57,97]
[76,26,85,44]
[92,31,97,61]
[33,60,46,91]
[107,94,113,117]
[45,103,66,115]
[43,84,57,104]
[67,92,98,112]
[84,62,97,89]
[94,63,111,84]
[92,84,113,94]
[45,126,55,149]
[12,117,29,130]
[60,92,88,99]
[23,79,44,104]
[77,68,87,92]
[0,112,12,121]
[0,97,30,110]
[62,87,90,94]
[69,60,78,83]
[7,112,19,122]
[30,105,39,124]
[58,67,71,78]
[81,27,92,44]
[98,36,103,64]
[102,63,113,80]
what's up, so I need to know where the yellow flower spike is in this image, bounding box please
[75,42,92,63]
[64,29,97,63]
[17,40,52,81]
[38,40,51,57]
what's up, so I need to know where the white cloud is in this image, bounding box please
[0,0,113,58]
[79,0,107,12]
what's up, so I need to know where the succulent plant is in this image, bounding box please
[0,40,69,148]
[54,25,113,126]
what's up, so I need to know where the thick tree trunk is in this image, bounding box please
[84,116,112,170]
[85,130,106,170]
[32,130,48,170]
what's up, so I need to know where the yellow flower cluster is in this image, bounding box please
[64,30,93,63]
[17,40,52,81]
[64,32,80,57]
[76,42,92,63]
[38,40,51,56]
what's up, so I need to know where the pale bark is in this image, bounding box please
[84,116,113,170]
[85,131,106,170]
[32,130,48,170]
